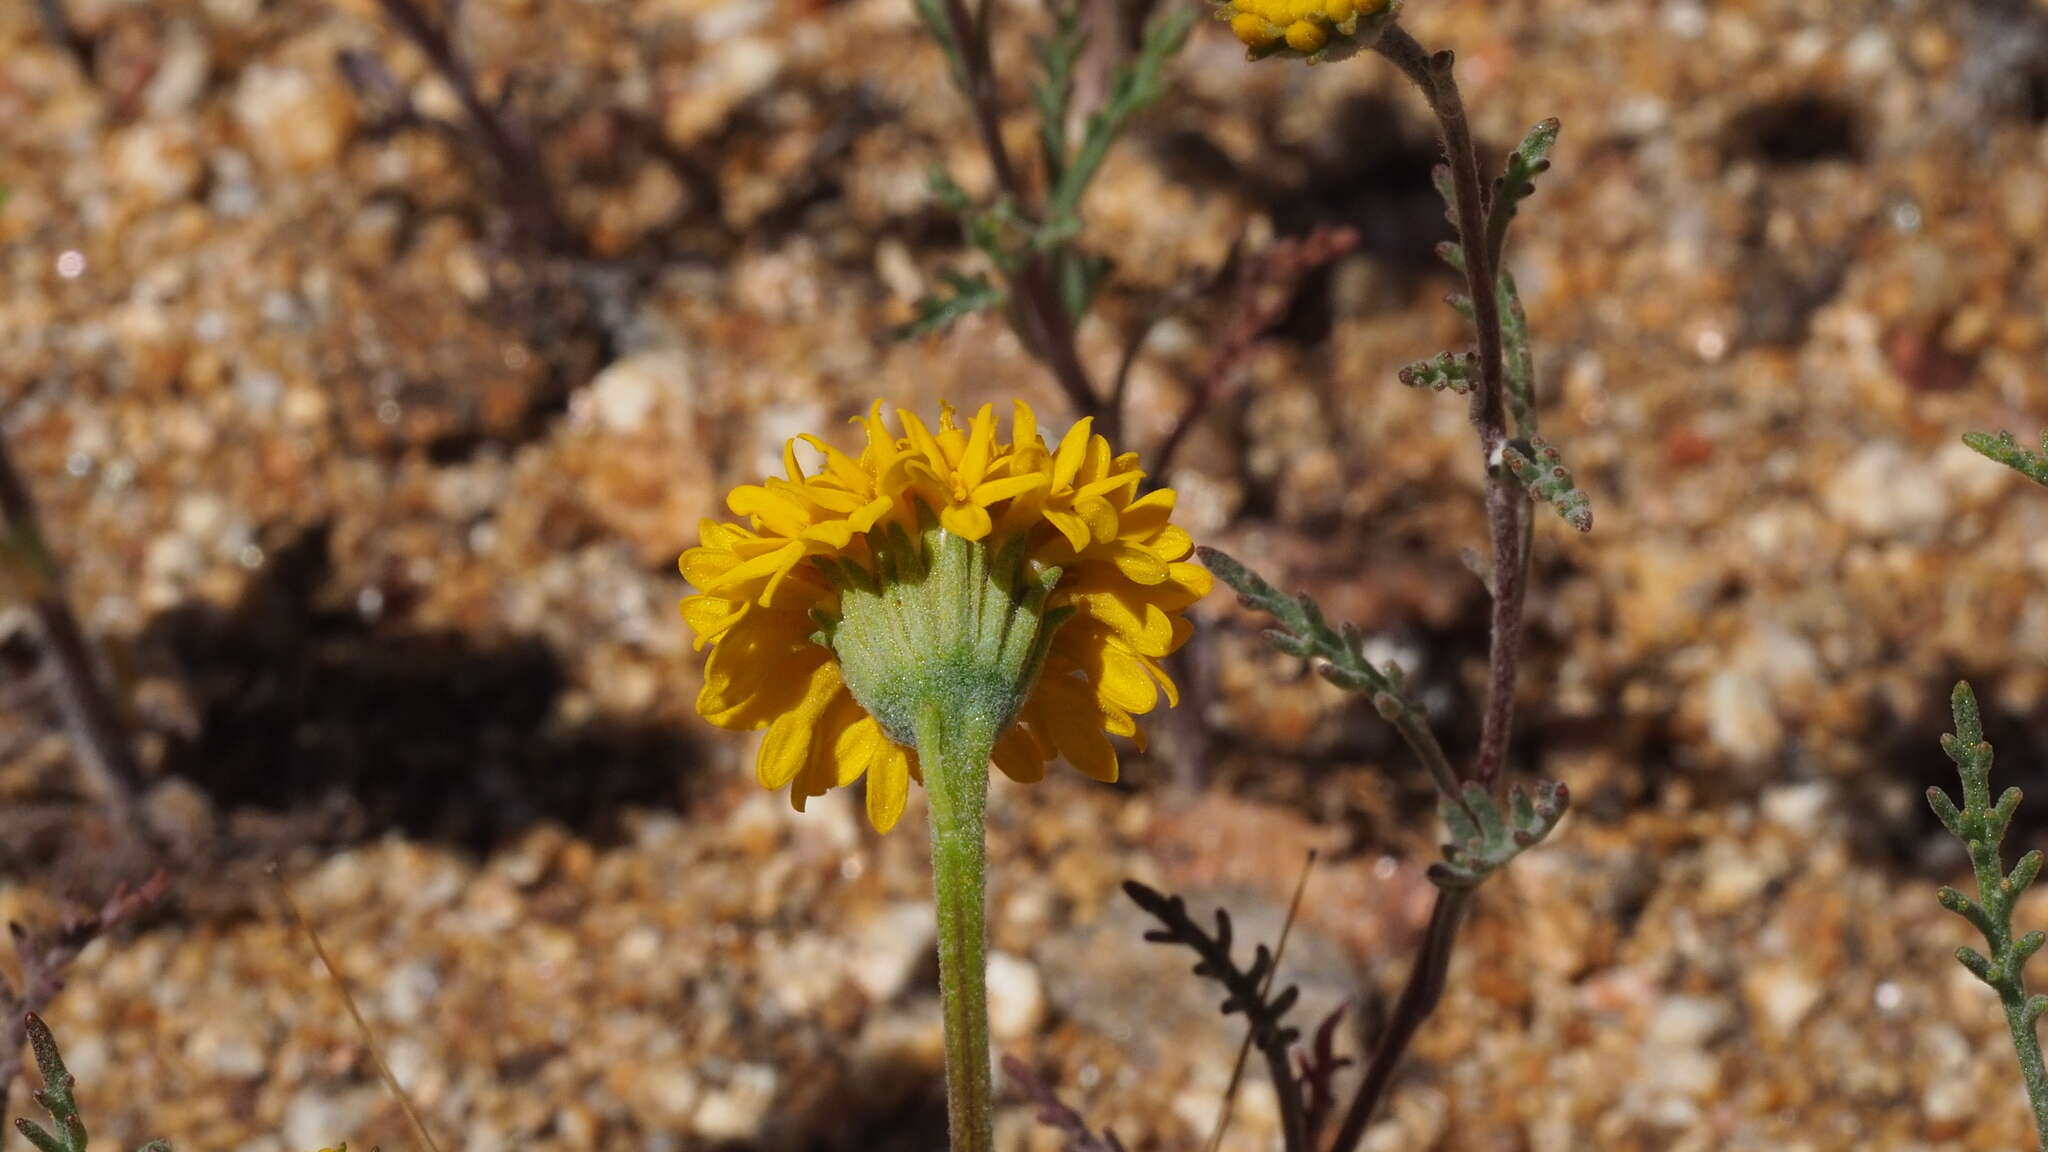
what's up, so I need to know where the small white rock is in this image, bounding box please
[985,951,1046,1041]
[587,351,692,434]
[691,1063,778,1142]
[849,901,936,1003]
[1704,668,1781,764]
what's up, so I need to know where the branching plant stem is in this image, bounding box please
[372,0,575,256]
[1325,27,1533,1149]
[933,0,1107,431]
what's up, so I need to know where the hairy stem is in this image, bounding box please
[2005,980,2048,1145]
[1320,26,1534,1149]
[1375,26,1525,791]
[918,699,998,1152]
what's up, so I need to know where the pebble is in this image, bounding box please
[1703,667,1782,765]
[985,951,1046,1041]
[848,901,937,1003]
[1825,443,1951,541]
[233,64,357,173]
[690,1063,779,1143]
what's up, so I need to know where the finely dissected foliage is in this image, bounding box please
[1198,545,1460,800]
[1431,779,1569,890]
[1503,436,1594,534]
[1929,683,2048,1147]
[13,1015,171,1152]
[1133,16,1581,1152]
[1123,881,1310,1152]
[904,0,1196,429]
[1000,1056,1128,1152]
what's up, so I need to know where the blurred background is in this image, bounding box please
[5,0,2048,1146]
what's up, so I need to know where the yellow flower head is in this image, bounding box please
[680,401,1211,832]
[1216,0,1396,62]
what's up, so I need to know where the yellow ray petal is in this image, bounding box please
[1051,417,1094,489]
[756,662,844,789]
[1034,674,1119,782]
[678,594,748,650]
[897,408,948,474]
[833,713,888,787]
[971,473,1044,508]
[940,501,993,540]
[1012,401,1040,452]
[866,743,913,832]
[992,725,1047,783]
[958,403,997,489]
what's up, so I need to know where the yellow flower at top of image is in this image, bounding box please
[678,401,1210,832]
[1218,0,1394,61]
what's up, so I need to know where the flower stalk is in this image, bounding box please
[918,697,1000,1152]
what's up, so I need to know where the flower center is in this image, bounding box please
[815,506,1069,749]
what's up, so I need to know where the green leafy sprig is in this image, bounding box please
[1431,779,1569,889]
[1966,430,2048,488]
[1929,682,2048,1146]
[14,1014,171,1152]
[902,0,1194,359]
[1502,436,1593,532]
[890,271,1006,340]
[1196,545,1462,802]
[1430,120,1586,514]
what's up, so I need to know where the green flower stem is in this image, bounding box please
[917,698,1000,1152]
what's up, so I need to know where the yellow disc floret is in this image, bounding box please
[1285,19,1327,53]
[1217,0,1392,60]
[1231,10,1281,47]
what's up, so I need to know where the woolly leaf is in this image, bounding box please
[1428,778,1570,890]
[1965,429,2048,488]
[1398,350,1476,395]
[1501,436,1593,532]
[1485,118,1559,264]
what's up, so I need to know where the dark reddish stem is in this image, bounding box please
[0,871,169,1098]
[1323,26,1532,1151]
[373,0,576,255]
[933,0,1106,429]
[0,433,148,840]
[1151,226,1358,482]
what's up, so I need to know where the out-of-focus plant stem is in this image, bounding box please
[0,433,147,843]
[372,0,575,257]
[932,0,1108,434]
